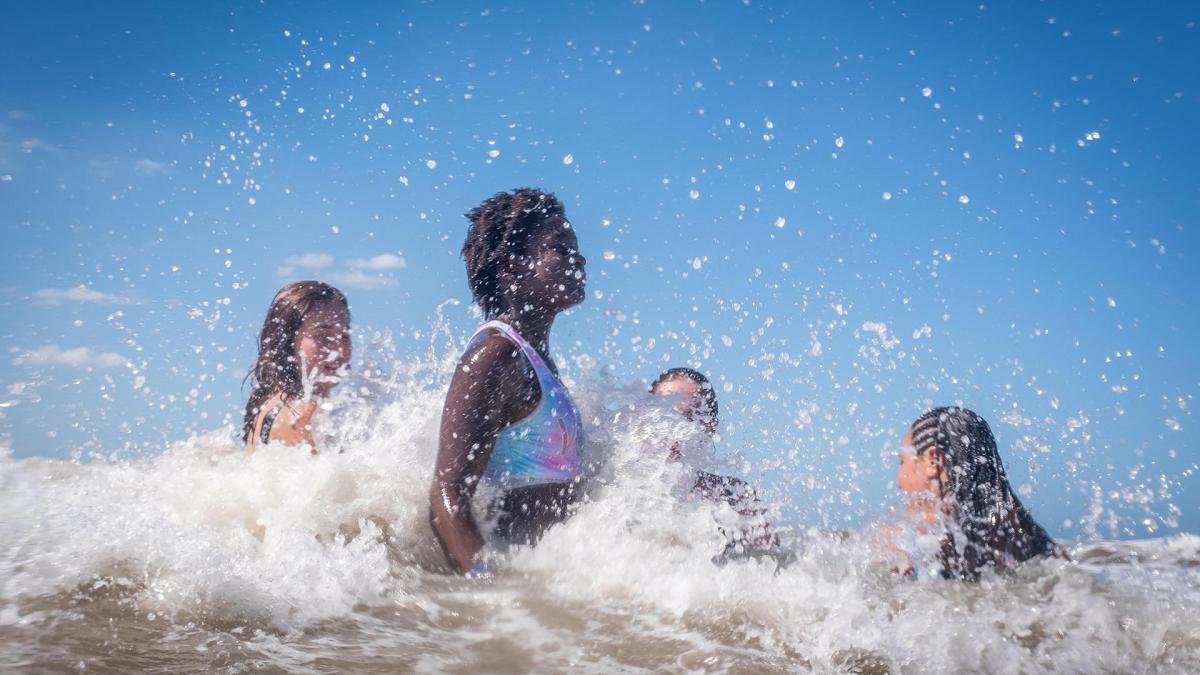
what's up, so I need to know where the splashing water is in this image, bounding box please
[1,338,1197,673]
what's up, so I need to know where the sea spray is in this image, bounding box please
[0,339,1198,672]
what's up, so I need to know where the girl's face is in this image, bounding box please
[652,377,701,462]
[505,219,587,314]
[652,377,717,434]
[296,303,351,396]
[896,428,942,497]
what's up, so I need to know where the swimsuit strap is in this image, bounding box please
[475,320,559,391]
[259,399,285,445]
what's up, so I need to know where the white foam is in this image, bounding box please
[1,344,1197,670]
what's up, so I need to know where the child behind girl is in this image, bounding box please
[650,368,780,561]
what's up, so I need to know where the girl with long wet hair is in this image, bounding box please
[243,281,351,452]
[895,406,1065,580]
[430,188,588,576]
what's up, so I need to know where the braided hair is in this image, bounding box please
[242,281,349,442]
[910,406,1061,580]
[461,188,566,318]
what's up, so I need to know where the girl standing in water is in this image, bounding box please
[243,281,351,452]
[430,188,588,576]
[894,406,1065,580]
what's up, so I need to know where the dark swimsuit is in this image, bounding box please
[259,401,284,445]
[693,470,787,565]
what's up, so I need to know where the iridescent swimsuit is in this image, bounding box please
[470,320,584,488]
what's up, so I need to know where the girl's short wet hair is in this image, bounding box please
[651,367,720,426]
[461,188,565,317]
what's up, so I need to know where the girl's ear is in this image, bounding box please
[924,449,943,478]
[926,449,951,499]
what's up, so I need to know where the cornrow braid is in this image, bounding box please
[461,188,565,317]
[910,407,947,456]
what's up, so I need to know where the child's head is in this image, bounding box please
[461,188,587,319]
[898,406,999,505]
[650,368,719,436]
[897,406,1056,578]
[242,281,350,441]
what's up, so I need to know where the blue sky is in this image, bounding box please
[1,2,1197,537]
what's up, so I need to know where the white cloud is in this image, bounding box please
[348,253,407,271]
[286,253,335,269]
[33,285,136,307]
[132,159,169,176]
[277,253,401,290]
[276,253,335,278]
[13,345,128,370]
[326,270,399,290]
[20,138,52,153]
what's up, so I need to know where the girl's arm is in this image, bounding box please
[429,334,527,573]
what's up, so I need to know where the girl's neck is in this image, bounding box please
[494,308,555,354]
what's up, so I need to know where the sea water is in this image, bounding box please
[1,347,1197,674]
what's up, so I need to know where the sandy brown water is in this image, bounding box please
[3,536,1199,674]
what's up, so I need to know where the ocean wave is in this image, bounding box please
[1,356,1197,673]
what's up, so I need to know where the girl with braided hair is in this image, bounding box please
[430,188,588,576]
[895,406,1066,580]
